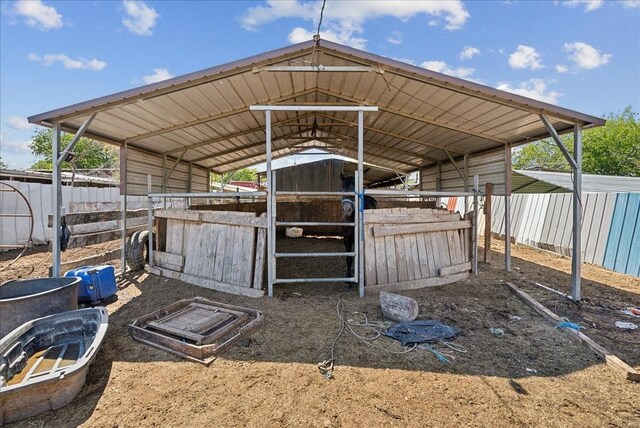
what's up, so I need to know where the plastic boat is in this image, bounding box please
[0,308,108,425]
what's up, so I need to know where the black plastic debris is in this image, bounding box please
[384,320,459,346]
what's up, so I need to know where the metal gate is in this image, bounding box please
[250,105,379,297]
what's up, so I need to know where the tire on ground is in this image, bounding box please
[126,230,151,271]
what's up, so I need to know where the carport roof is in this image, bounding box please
[29,39,605,174]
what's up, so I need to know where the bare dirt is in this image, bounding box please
[1,238,639,427]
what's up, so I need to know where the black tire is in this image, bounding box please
[126,230,151,271]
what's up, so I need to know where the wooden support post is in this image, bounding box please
[484,183,493,264]
[472,174,479,274]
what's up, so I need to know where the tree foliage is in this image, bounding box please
[513,106,640,176]
[0,156,7,169]
[211,168,258,184]
[29,128,119,171]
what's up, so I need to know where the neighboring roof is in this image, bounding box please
[0,169,117,187]
[29,39,604,175]
[513,170,640,194]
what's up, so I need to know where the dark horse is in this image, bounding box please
[340,173,377,280]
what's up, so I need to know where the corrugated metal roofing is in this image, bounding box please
[29,39,604,175]
[513,170,640,194]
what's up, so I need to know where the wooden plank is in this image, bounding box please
[253,217,267,290]
[364,212,461,224]
[446,230,459,265]
[374,221,471,237]
[395,233,408,282]
[181,222,201,276]
[154,251,184,268]
[439,261,472,276]
[374,231,389,284]
[506,282,640,382]
[66,224,145,249]
[49,248,120,276]
[364,224,377,286]
[155,209,202,222]
[241,226,256,286]
[146,265,265,298]
[200,211,267,228]
[421,233,437,278]
[69,216,147,235]
[213,223,226,282]
[48,208,147,227]
[367,272,469,293]
[221,225,238,284]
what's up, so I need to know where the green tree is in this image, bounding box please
[513,106,640,177]
[211,168,258,185]
[0,156,7,169]
[29,128,119,171]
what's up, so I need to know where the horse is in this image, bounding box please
[340,173,377,281]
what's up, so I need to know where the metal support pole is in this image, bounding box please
[120,142,128,276]
[147,174,154,269]
[571,124,582,301]
[51,123,62,277]
[472,175,479,274]
[162,154,167,209]
[357,110,365,297]
[436,160,442,208]
[265,110,274,297]
[504,143,512,272]
[463,155,469,216]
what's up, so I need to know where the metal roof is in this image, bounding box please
[29,39,605,175]
[513,170,640,193]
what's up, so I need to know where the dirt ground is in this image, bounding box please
[1,237,639,427]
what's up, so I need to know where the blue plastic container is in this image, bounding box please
[64,265,117,303]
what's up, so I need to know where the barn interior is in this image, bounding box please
[28,39,604,300]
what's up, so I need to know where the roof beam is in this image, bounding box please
[320,48,601,126]
[30,47,316,124]
[316,89,508,145]
[539,114,578,169]
[253,65,377,73]
[208,138,318,169]
[320,129,429,165]
[125,88,318,143]
[191,128,314,164]
[315,113,464,156]
[164,112,316,155]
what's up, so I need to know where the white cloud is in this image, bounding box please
[13,0,62,30]
[122,0,159,36]
[508,45,543,70]
[392,57,417,66]
[420,60,475,79]
[242,0,470,49]
[28,53,107,71]
[561,0,604,12]
[555,64,569,73]
[6,116,35,130]
[141,68,174,84]
[288,27,366,50]
[563,42,611,69]
[622,0,640,7]
[460,46,480,60]
[0,135,31,155]
[386,31,403,45]
[496,79,561,104]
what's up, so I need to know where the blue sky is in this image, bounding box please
[1,0,639,169]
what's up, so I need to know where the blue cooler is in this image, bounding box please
[65,265,117,303]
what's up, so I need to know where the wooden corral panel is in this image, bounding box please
[363,208,471,292]
[152,210,267,297]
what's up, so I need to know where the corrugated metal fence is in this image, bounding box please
[441,192,639,277]
[1,181,146,248]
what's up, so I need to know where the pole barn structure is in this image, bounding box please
[28,39,604,300]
